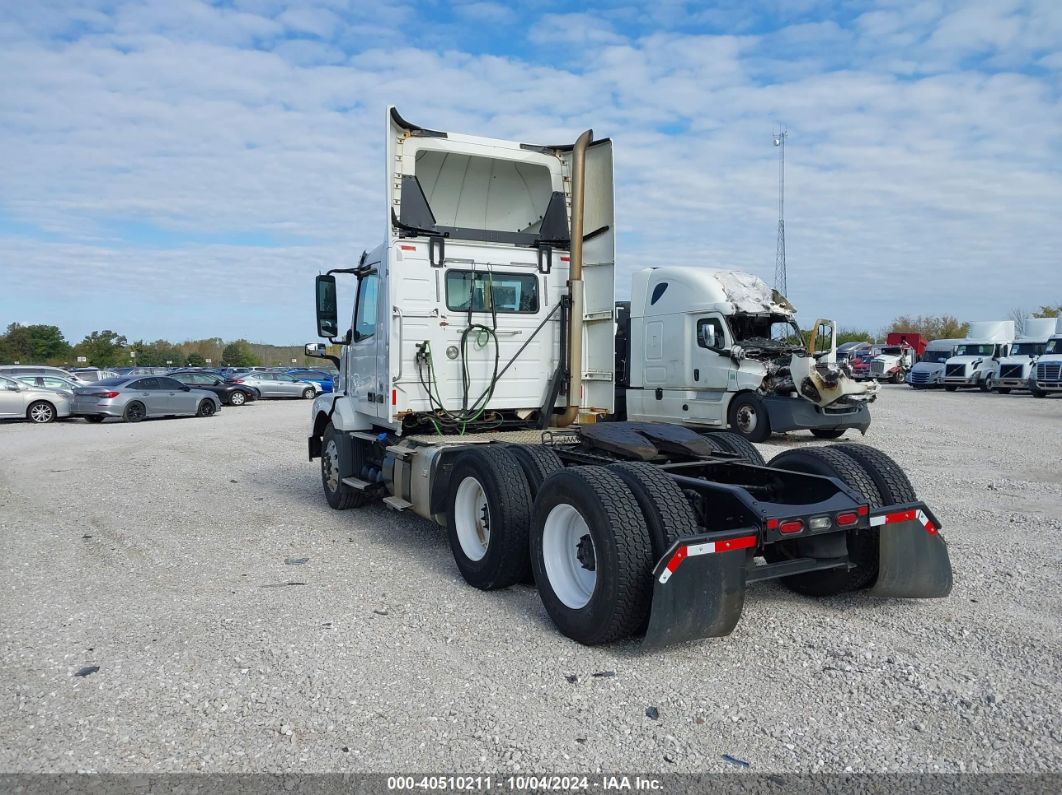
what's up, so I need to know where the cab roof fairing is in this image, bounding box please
[631,266,796,319]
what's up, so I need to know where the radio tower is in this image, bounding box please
[773,127,788,296]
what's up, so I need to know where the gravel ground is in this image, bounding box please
[1,386,1060,774]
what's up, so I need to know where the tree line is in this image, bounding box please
[0,324,326,369]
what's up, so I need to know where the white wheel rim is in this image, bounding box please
[542,504,597,609]
[232,392,244,404]
[454,476,490,561]
[736,405,757,433]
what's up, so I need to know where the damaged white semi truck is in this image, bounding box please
[305,109,951,647]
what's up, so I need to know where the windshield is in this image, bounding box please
[879,347,902,356]
[729,314,804,350]
[94,377,130,387]
[922,350,952,364]
[954,344,995,357]
[1045,338,1062,355]
[1010,342,1046,356]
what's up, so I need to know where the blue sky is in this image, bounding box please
[1,0,1060,345]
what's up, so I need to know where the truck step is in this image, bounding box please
[382,496,413,511]
[386,445,414,460]
[352,432,379,443]
[341,476,374,492]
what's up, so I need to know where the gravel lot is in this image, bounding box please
[1,387,1060,774]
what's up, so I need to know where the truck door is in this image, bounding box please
[349,271,383,417]
[686,313,732,424]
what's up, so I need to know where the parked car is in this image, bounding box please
[71,368,120,382]
[0,375,72,423]
[72,376,222,423]
[16,374,85,397]
[0,365,90,383]
[225,372,318,399]
[170,372,260,406]
[286,368,334,393]
[848,349,878,380]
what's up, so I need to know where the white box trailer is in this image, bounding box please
[303,109,952,647]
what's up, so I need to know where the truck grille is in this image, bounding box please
[1037,363,1061,382]
[945,364,966,378]
[999,364,1024,380]
[910,371,931,384]
[870,361,885,376]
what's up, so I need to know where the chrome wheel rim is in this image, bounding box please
[454,476,490,561]
[323,438,340,493]
[231,392,245,405]
[735,405,758,434]
[30,404,53,423]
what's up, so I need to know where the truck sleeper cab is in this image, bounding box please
[304,109,950,648]
[993,318,1061,394]
[942,320,1015,391]
[1031,334,1062,397]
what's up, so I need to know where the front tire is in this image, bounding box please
[1030,385,1046,398]
[123,401,146,423]
[27,401,57,424]
[302,387,316,399]
[811,428,846,440]
[229,390,247,406]
[995,387,1011,395]
[321,424,373,509]
[196,400,216,417]
[944,385,958,392]
[728,392,771,443]
[446,446,533,590]
[531,467,653,645]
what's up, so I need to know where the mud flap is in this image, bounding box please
[642,529,757,649]
[869,503,953,598]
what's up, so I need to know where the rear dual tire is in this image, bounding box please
[702,431,766,465]
[766,444,915,596]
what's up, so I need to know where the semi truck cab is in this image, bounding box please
[907,339,961,388]
[993,318,1060,393]
[1031,333,1062,397]
[616,267,877,442]
[943,321,1015,391]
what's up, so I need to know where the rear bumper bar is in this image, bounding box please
[641,500,952,648]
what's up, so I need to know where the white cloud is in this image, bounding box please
[0,0,1059,344]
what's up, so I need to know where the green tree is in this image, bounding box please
[0,323,34,362]
[186,352,206,367]
[836,328,874,345]
[222,340,259,367]
[888,315,969,340]
[73,330,128,368]
[1034,304,1061,318]
[26,324,70,361]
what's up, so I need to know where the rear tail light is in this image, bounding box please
[857,504,869,516]
[229,379,245,384]
[778,519,804,535]
[91,391,120,398]
[836,512,859,527]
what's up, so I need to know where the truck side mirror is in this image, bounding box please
[305,342,326,359]
[316,274,339,338]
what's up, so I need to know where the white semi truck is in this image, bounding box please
[991,317,1059,394]
[303,109,952,647]
[907,338,962,389]
[1030,323,1062,398]
[942,321,1015,391]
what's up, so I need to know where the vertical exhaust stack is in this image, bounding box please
[553,129,593,428]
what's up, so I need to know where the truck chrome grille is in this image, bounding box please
[871,361,885,376]
[1037,363,1061,382]
[945,364,966,378]
[999,364,1024,379]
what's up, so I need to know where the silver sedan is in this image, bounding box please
[0,375,72,423]
[226,372,319,399]
[72,376,222,423]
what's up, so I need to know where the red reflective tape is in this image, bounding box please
[666,546,688,573]
[391,388,397,406]
[560,256,570,262]
[885,509,917,525]
[715,534,756,553]
[766,518,779,530]
[400,244,416,251]
[857,504,869,516]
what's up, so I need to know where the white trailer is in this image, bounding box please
[992,317,1060,393]
[303,109,952,647]
[942,321,1015,391]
